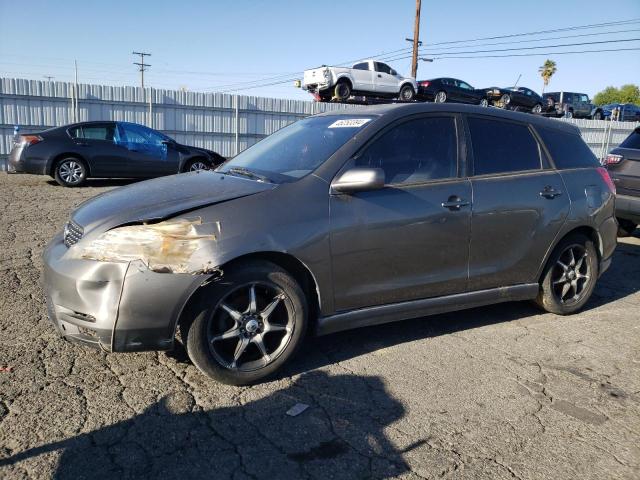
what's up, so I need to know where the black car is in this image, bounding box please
[604,127,640,236]
[7,121,225,187]
[601,103,640,122]
[543,92,604,119]
[417,78,488,106]
[484,86,545,113]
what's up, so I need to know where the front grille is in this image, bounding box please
[63,220,84,247]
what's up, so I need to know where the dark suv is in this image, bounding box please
[543,92,604,119]
[605,127,640,236]
[8,121,225,187]
[44,104,617,385]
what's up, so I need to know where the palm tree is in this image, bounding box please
[538,60,557,94]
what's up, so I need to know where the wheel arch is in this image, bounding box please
[48,152,91,177]
[334,75,353,89]
[537,225,602,283]
[174,250,322,340]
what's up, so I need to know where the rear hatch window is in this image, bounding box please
[619,130,640,150]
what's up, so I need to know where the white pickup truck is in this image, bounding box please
[303,59,418,102]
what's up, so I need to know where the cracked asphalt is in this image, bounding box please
[1,173,639,480]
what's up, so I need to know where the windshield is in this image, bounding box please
[217,115,375,183]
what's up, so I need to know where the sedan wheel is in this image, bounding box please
[501,93,511,106]
[435,91,447,103]
[183,260,308,385]
[479,98,489,107]
[54,158,87,187]
[532,103,542,114]
[189,161,209,171]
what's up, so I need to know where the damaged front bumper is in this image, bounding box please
[43,233,212,352]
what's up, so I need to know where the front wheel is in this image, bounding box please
[500,94,511,106]
[399,84,415,101]
[535,234,598,315]
[479,98,489,107]
[183,158,212,172]
[54,158,87,187]
[532,103,543,114]
[182,261,308,385]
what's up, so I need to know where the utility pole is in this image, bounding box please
[411,0,422,79]
[43,75,54,82]
[132,51,151,88]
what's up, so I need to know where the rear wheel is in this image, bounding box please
[500,94,511,106]
[592,110,604,120]
[434,90,447,103]
[532,103,543,114]
[479,98,489,107]
[54,157,87,187]
[334,80,352,101]
[617,218,637,237]
[399,84,415,101]
[565,109,574,119]
[535,234,598,315]
[182,260,308,385]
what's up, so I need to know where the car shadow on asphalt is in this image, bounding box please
[0,371,424,479]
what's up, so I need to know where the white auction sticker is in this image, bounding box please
[328,118,372,129]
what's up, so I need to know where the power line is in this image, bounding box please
[132,51,151,88]
[380,37,640,63]
[431,46,640,60]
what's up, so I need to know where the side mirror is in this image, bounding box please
[331,168,385,194]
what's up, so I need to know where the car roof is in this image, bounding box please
[314,102,580,134]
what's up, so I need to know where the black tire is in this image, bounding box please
[182,260,308,385]
[54,157,87,187]
[334,80,352,101]
[434,90,447,103]
[617,218,637,237]
[535,233,598,315]
[183,158,212,173]
[399,84,415,101]
[532,103,543,114]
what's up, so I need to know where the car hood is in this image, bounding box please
[71,171,275,235]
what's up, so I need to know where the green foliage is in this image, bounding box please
[538,59,557,92]
[593,84,640,106]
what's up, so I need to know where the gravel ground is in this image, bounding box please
[1,173,639,480]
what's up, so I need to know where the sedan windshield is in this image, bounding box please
[217,115,375,183]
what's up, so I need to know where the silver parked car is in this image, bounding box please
[43,103,618,385]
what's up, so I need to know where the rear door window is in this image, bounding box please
[537,127,599,168]
[467,116,542,175]
[355,116,458,185]
[353,62,369,71]
[69,124,115,141]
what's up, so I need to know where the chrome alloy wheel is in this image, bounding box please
[59,160,83,184]
[208,283,294,371]
[552,244,591,305]
[189,161,209,171]
[435,91,447,103]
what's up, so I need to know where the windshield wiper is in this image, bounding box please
[226,167,272,183]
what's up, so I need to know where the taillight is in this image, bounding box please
[20,135,43,147]
[603,154,623,166]
[418,81,430,87]
[597,167,616,194]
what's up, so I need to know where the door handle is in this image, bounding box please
[442,196,470,211]
[539,186,563,199]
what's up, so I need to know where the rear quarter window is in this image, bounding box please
[537,127,599,168]
[620,130,640,150]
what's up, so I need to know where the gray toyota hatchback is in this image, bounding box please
[43,103,617,385]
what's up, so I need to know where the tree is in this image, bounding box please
[593,84,640,105]
[538,59,557,93]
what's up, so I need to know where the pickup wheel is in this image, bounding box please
[399,84,415,101]
[334,80,351,101]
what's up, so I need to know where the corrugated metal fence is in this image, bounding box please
[0,77,351,160]
[1,77,637,163]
